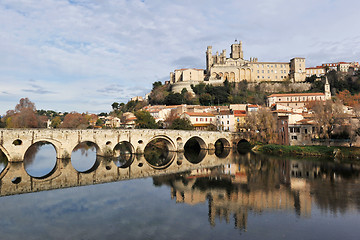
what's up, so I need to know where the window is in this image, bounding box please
[304,129,308,134]
[196,118,198,122]
[227,120,229,124]
[291,136,298,140]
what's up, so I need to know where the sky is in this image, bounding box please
[1,0,359,115]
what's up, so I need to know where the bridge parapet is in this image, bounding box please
[0,129,242,162]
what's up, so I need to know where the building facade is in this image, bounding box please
[170,41,307,93]
[267,78,331,108]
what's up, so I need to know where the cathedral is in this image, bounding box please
[170,41,307,93]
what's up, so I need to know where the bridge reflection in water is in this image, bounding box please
[1,144,360,232]
[0,139,236,197]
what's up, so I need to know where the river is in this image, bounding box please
[0,142,359,240]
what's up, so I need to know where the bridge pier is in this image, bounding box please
[0,129,250,162]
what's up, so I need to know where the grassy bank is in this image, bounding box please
[254,144,360,160]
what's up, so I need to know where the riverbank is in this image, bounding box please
[253,144,360,160]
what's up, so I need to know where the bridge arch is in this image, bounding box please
[23,141,58,179]
[70,141,100,173]
[184,136,207,150]
[71,141,102,157]
[113,141,135,168]
[147,135,176,152]
[143,136,176,169]
[0,145,11,163]
[25,139,62,159]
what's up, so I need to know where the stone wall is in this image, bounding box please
[247,82,312,93]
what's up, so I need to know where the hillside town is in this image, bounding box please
[1,42,360,147]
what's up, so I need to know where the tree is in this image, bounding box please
[336,90,360,107]
[164,110,178,128]
[4,98,43,128]
[199,93,213,106]
[51,116,62,128]
[111,102,119,110]
[246,108,277,144]
[170,118,193,130]
[164,92,184,105]
[60,112,89,129]
[311,100,347,139]
[134,111,158,129]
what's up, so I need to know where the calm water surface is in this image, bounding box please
[0,145,360,240]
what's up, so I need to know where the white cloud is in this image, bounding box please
[0,0,359,114]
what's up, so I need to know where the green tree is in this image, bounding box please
[111,102,119,110]
[134,111,158,129]
[165,92,184,105]
[170,118,193,130]
[199,93,213,106]
[51,116,62,128]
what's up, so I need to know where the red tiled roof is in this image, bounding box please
[233,110,246,114]
[268,93,325,97]
[184,112,215,117]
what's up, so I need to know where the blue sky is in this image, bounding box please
[1,0,359,114]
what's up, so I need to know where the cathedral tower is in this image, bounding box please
[325,76,331,100]
[230,40,243,59]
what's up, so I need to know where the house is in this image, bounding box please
[180,112,215,130]
[234,110,247,132]
[215,110,235,132]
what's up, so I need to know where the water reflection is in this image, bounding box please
[1,144,360,240]
[24,142,57,178]
[144,139,174,168]
[113,141,134,168]
[71,142,98,172]
[153,153,360,230]
[0,150,8,174]
[184,138,206,163]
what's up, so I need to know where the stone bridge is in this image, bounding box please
[0,129,250,162]
[0,150,237,197]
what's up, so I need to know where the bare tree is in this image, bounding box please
[246,108,277,144]
[311,100,347,139]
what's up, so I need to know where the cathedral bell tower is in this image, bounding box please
[230,40,243,59]
[325,76,331,100]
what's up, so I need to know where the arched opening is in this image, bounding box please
[71,141,99,173]
[237,139,251,154]
[215,139,230,158]
[184,137,207,164]
[176,137,183,150]
[0,149,8,175]
[24,141,57,178]
[12,139,22,146]
[106,141,112,145]
[113,141,135,168]
[144,138,175,169]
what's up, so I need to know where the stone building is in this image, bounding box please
[170,41,307,93]
[267,77,331,108]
